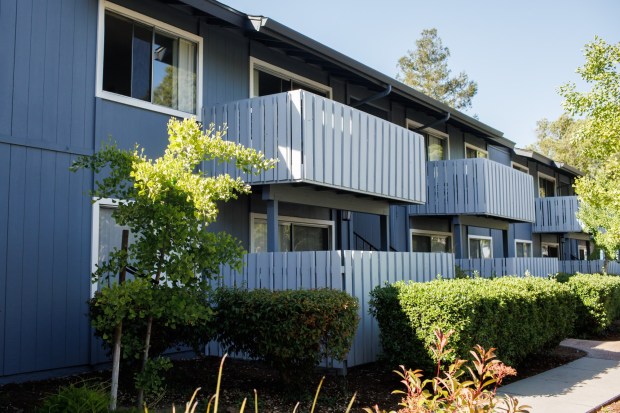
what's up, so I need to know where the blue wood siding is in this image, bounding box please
[533,196,583,233]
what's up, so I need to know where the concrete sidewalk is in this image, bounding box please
[499,339,620,413]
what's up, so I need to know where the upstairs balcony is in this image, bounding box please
[205,90,426,205]
[409,159,535,222]
[532,196,583,233]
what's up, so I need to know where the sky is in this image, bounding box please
[221,0,619,147]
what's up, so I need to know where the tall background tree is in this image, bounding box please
[527,114,590,172]
[559,37,620,261]
[397,28,478,111]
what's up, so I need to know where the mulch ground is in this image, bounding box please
[0,342,589,413]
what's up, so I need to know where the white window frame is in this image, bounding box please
[514,239,533,258]
[407,119,450,160]
[511,162,529,174]
[541,242,560,258]
[410,229,453,253]
[468,235,493,259]
[579,245,588,261]
[96,0,204,120]
[90,198,130,297]
[249,57,332,99]
[464,143,488,159]
[249,212,335,252]
[538,172,557,197]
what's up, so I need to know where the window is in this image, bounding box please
[538,173,556,197]
[515,240,532,258]
[407,120,449,161]
[465,144,488,159]
[579,245,588,260]
[97,1,202,118]
[411,230,452,253]
[468,236,492,258]
[250,214,334,252]
[542,242,559,258]
[512,162,529,174]
[90,199,136,296]
[250,57,332,98]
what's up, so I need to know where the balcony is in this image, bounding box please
[205,90,426,204]
[409,159,535,222]
[533,196,583,233]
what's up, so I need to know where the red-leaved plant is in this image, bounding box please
[365,329,531,413]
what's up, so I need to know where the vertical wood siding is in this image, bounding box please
[559,260,620,275]
[205,91,426,204]
[409,159,535,222]
[455,258,559,278]
[533,196,583,233]
[207,251,454,367]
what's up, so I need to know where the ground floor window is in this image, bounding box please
[579,245,588,260]
[515,240,532,258]
[411,230,452,253]
[541,242,559,258]
[250,214,334,252]
[468,235,492,259]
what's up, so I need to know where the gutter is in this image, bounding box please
[514,148,583,176]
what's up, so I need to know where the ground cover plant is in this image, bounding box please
[370,277,577,369]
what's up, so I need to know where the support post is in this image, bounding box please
[267,199,279,252]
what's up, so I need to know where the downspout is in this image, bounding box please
[351,84,392,108]
[410,112,451,132]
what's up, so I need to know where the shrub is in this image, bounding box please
[89,279,213,363]
[370,277,576,369]
[213,288,359,385]
[567,273,620,335]
[37,382,109,413]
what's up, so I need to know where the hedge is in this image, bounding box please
[566,273,620,335]
[369,277,576,369]
[212,287,358,385]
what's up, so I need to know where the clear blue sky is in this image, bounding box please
[221,0,618,147]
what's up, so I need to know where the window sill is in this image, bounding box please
[97,90,201,121]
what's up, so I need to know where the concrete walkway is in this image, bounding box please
[499,339,620,413]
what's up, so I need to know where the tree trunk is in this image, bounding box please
[137,247,164,409]
[110,230,129,411]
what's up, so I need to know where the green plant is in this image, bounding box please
[134,357,173,407]
[363,329,530,413]
[38,381,110,413]
[567,273,620,335]
[213,287,359,387]
[71,118,276,406]
[370,277,576,369]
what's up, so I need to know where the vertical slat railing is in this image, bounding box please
[456,258,558,278]
[533,196,582,233]
[410,159,535,222]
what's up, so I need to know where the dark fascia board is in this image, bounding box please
[514,148,583,176]
[178,0,513,148]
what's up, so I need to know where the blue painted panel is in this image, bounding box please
[26,0,48,142]
[4,146,26,375]
[488,145,511,166]
[0,144,10,375]
[0,0,17,136]
[10,0,33,139]
[491,229,504,258]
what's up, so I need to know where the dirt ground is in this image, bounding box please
[0,343,587,413]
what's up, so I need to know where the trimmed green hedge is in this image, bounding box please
[370,277,576,369]
[567,273,620,335]
[213,287,358,384]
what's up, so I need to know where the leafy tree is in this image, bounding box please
[397,28,478,111]
[559,37,620,261]
[71,118,275,406]
[527,114,589,171]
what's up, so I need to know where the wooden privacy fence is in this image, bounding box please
[455,258,559,278]
[559,260,620,275]
[207,251,454,367]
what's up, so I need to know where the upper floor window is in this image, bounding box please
[538,173,556,197]
[465,143,488,159]
[407,120,449,161]
[512,162,529,174]
[97,2,203,118]
[250,57,331,98]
